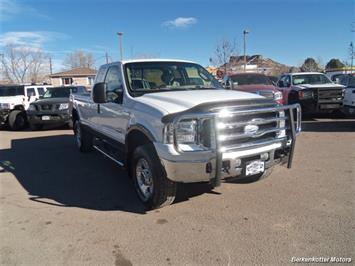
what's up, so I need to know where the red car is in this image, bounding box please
[224,73,284,104]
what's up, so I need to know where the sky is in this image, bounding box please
[0,0,354,72]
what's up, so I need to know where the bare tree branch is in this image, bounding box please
[212,38,237,74]
[63,50,94,69]
[0,44,49,83]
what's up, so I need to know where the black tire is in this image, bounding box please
[29,123,43,131]
[131,144,177,210]
[74,120,93,152]
[8,110,26,131]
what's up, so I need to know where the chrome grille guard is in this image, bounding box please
[171,103,302,186]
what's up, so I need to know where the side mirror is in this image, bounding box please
[278,80,284,88]
[92,82,107,103]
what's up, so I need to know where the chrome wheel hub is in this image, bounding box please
[135,158,154,201]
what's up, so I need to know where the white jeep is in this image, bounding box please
[0,84,51,130]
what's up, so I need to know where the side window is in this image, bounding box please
[26,88,36,97]
[278,76,285,87]
[104,66,123,103]
[37,87,45,96]
[95,67,107,83]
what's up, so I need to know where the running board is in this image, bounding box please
[93,145,124,166]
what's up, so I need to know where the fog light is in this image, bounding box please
[260,152,269,160]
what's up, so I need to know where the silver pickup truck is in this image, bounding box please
[70,59,301,209]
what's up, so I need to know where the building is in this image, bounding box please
[49,67,97,87]
[220,55,292,76]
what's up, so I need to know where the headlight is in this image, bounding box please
[274,91,283,101]
[164,119,213,152]
[277,111,286,138]
[0,103,10,109]
[28,104,36,111]
[58,103,69,110]
[298,90,313,99]
[175,120,197,144]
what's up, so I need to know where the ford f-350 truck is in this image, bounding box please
[70,59,301,209]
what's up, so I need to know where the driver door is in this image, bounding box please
[97,65,129,144]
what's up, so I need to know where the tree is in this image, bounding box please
[212,38,237,74]
[63,50,94,69]
[325,58,345,70]
[300,57,321,72]
[0,44,49,83]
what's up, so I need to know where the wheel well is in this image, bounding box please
[13,105,25,111]
[126,129,154,172]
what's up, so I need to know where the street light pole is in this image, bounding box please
[350,42,354,74]
[117,32,124,61]
[243,29,250,72]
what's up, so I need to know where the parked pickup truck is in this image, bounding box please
[70,59,301,209]
[27,85,88,130]
[277,72,345,114]
[223,73,284,105]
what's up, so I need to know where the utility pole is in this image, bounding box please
[350,42,354,74]
[117,32,124,61]
[49,57,52,75]
[105,52,109,64]
[243,29,250,72]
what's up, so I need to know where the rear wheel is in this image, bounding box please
[131,144,177,209]
[74,120,92,152]
[8,110,26,130]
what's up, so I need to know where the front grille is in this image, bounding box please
[40,104,53,111]
[214,105,288,152]
[257,90,274,99]
[314,88,343,103]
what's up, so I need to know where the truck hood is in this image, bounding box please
[32,97,69,105]
[294,83,345,90]
[235,84,278,92]
[0,95,24,104]
[134,89,263,114]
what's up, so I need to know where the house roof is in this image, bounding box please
[50,67,97,77]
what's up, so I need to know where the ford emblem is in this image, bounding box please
[244,124,259,135]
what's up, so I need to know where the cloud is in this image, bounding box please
[0,0,49,21]
[162,17,197,29]
[0,31,68,48]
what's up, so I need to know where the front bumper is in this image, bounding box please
[157,141,290,183]
[27,110,71,124]
[300,99,343,113]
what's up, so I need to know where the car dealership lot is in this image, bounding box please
[0,118,354,266]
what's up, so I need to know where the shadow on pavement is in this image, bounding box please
[0,134,217,214]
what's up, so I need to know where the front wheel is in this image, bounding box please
[8,110,26,130]
[131,144,177,210]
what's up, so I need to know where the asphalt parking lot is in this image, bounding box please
[0,117,354,266]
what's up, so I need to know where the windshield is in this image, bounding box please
[230,74,272,85]
[124,62,223,96]
[292,74,332,85]
[43,87,79,98]
[0,86,25,97]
